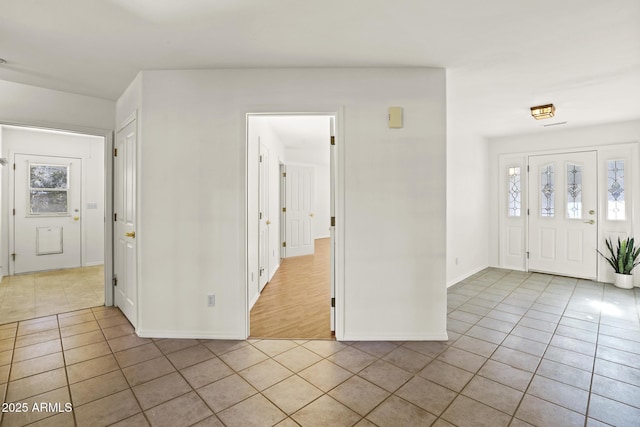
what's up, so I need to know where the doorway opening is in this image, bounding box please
[1,124,109,323]
[246,113,336,339]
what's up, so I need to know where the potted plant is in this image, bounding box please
[598,237,640,289]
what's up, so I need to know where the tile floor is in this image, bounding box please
[0,266,104,324]
[0,268,639,426]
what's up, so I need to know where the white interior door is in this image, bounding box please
[528,151,598,279]
[258,143,270,292]
[114,118,138,327]
[284,165,315,257]
[13,154,82,274]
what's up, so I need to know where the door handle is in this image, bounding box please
[125,231,136,238]
[309,213,315,217]
[266,220,271,225]
[73,216,80,221]
[583,220,595,225]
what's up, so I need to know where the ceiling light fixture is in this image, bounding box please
[530,103,555,120]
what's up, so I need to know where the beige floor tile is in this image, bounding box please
[197,373,257,412]
[75,389,141,427]
[60,320,100,337]
[5,367,67,402]
[299,359,353,392]
[144,391,212,427]
[396,376,457,416]
[64,341,111,365]
[180,357,233,389]
[528,375,589,414]
[263,375,323,414]
[378,347,431,374]
[0,364,10,384]
[515,394,585,427]
[110,413,151,427]
[28,411,75,427]
[97,314,130,329]
[328,375,389,416]
[115,343,163,368]
[442,395,511,427]
[461,375,523,415]
[9,352,64,381]
[14,329,59,348]
[154,338,200,354]
[122,356,176,387]
[402,341,449,358]
[588,394,640,426]
[218,394,286,427]
[58,312,96,328]
[218,344,268,371]
[477,359,533,392]
[70,370,130,406]
[108,334,151,352]
[367,394,436,427]
[191,415,225,427]
[102,323,135,340]
[17,318,58,336]
[0,337,15,352]
[133,372,192,410]
[437,346,487,373]
[251,339,299,357]
[328,346,378,374]
[291,394,361,427]
[1,387,71,427]
[273,346,323,372]
[200,339,248,356]
[239,358,293,391]
[166,344,214,370]
[13,338,62,362]
[418,359,474,392]
[302,340,348,357]
[66,354,120,384]
[61,330,105,350]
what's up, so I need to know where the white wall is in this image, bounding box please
[488,119,640,273]
[446,70,491,286]
[124,68,447,340]
[1,126,105,274]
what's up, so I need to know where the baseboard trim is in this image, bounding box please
[447,265,489,288]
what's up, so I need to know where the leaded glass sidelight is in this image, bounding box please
[566,163,582,219]
[508,167,521,217]
[607,160,625,220]
[29,164,69,214]
[540,164,555,217]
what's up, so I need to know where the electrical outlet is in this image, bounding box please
[207,294,215,307]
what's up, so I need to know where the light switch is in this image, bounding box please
[388,107,403,128]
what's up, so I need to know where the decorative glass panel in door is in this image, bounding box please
[508,167,521,217]
[566,163,582,219]
[607,160,625,220]
[540,164,554,217]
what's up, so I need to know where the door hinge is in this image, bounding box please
[114,148,118,157]
[282,172,286,178]
[114,213,117,222]
[12,208,15,216]
[259,155,263,163]
[259,268,264,277]
[527,165,530,172]
[13,163,16,170]
[526,252,530,259]
[11,253,15,261]
[282,207,286,213]
[330,136,335,146]
[331,216,335,227]
[527,209,530,215]
[113,276,118,287]
[331,297,335,308]
[282,242,286,248]
[259,212,263,220]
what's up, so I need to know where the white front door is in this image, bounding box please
[114,118,138,327]
[284,165,315,257]
[528,151,598,279]
[258,143,270,291]
[13,154,82,274]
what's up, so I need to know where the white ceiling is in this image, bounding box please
[1,0,639,138]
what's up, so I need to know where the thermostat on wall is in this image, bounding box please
[388,107,403,128]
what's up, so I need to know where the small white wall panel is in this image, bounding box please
[36,226,63,255]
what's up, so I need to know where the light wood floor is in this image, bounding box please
[250,238,332,339]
